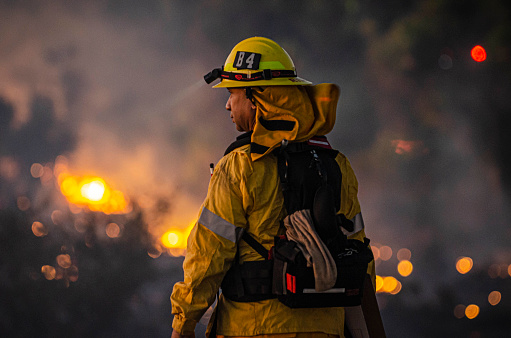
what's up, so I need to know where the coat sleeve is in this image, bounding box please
[170,152,251,335]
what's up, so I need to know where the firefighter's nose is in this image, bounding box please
[226,96,231,111]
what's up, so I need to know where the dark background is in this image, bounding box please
[1,0,510,337]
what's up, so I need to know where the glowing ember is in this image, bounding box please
[58,173,130,214]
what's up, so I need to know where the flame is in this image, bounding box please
[81,180,105,201]
[58,172,130,214]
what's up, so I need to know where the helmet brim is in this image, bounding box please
[212,76,312,88]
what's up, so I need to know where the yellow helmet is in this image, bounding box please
[204,37,312,88]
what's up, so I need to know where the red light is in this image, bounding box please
[471,45,486,62]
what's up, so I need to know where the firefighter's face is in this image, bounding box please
[225,88,256,132]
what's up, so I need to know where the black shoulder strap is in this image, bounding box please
[224,132,270,260]
[224,131,252,155]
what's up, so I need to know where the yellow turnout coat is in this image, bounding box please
[171,84,374,336]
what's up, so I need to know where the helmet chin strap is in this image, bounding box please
[245,87,253,100]
[245,86,264,101]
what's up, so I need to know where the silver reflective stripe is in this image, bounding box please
[352,212,364,232]
[282,262,288,295]
[198,207,237,243]
[341,212,365,236]
[303,288,346,294]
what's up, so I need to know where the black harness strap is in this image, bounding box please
[241,231,269,260]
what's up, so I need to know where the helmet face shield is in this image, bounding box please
[205,37,312,88]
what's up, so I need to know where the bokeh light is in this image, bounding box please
[382,276,398,293]
[40,165,54,185]
[371,246,380,260]
[389,280,402,295]
[30,163,44,178]
[32,221,48,237]
[57,254,72,269]
[375,275,384,292]
[487,263,509,279]
[465,304,480,319]
[454,304,466,319]
[397,248,411,261]
[376,276,401,294]
[488,264,501,278]
[17,196,30,211]
[41,265,56,280]
[456,257,473,274]
[106,222,121,238]
[68,265,79,282]
[488,291,502,306]
[51,210,64,225]
[398,260,413,277]
[471,45,487,62]
[379,246,393,261]
[147,246,163,259]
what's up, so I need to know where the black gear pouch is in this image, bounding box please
[272,236,373,308]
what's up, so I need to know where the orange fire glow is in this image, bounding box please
[57,172,130,214]
[160,220,196,256]
[391,140,426,155]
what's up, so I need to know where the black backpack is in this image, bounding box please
[221,136,373,308]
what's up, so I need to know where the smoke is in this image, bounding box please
[0,1,236,236]
[350,8,511,291]
[1,2,511,336]
[1,0,509,286]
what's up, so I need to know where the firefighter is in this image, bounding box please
[171,37,378,338]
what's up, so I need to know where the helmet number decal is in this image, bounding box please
[234,51,261,70]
